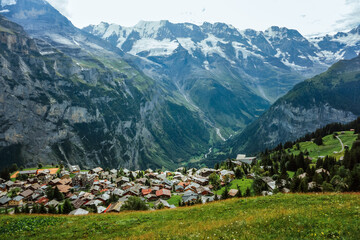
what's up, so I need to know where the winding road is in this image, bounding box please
[336,136,345,153]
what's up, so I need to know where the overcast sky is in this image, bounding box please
[47,0,360,36]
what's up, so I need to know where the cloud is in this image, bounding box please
[46,0,70,17]
[334,0,360,31]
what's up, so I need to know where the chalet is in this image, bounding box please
[46,199,60,208]
[145,168,153,174]
[112,188,124,197]
[72,172,97,187]
[220,170,235,180]
[236,154,256,165]
[145,194,158,201]
[29,183,41,191]
[116,176,130,187]
[90,167,103,174]
[96,193,110,204]
[106,201,123,213]
[175,185,184,192]
[0,178,5,184]
[228,189,238,197]
[123,189,139,197]
[262,177,276,191]
[110,169,117,175]
[0,184,6,192]
[69,208,89,215]
[0,196,11,206]
[37,171,50,181]
[197,168,215,177]
[141,188,152,196]
[19,170,37,176]
[155,199,175,209]
[187,168,197,175]
[72,198,87,209]
[156,189,171,199]
[49,178,61,186]
[36,197,49,205]
[192,176,209,186]
[136,178,147,185]
[20,189,34,200]
[120,182,133,191]
[57,185,72,194]
[4,181,14,189]
[196,187,212,196]
[182,191,198,203]
[59,178,72,186]
[9,196,24,206]
[69,165,81,173]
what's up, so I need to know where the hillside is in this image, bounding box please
[0,193,359,239]
[0,2,214,170]
[85,20,360,139]
[285,131,358,161]
[215,54,360,159]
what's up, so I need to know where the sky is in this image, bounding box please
[46,0,360,36]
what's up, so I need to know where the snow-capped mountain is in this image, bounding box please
[86,21,360,77]
[84,21,360,139]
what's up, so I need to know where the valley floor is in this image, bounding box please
[0,193,359,239]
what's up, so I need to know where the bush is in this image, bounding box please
[121,197,148,211]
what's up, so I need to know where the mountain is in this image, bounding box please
[0,1,212,170]
[1,0,360,170]
[84,21,360,138]
[217,54,360,158]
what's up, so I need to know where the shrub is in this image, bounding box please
[121,197,148,211]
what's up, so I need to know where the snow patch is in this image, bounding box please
[177,38,196,55]
[1,0,16,7]
[129,38,179,57]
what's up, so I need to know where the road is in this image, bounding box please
[336,136,345,153]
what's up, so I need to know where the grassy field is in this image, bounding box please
[215,178,254,195]
[287,131,358,160]
[0,193,359,239]
[167,195,182,207]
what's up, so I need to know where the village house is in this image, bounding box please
[69,165,81,173]
[69,208,89,215]
[9,196,24,206]
[90,167,103,175]
[182,191,198,203]
[228,189,238,197]
[156,189,171,199]
[236,154,257,165]
[155,199,176,209]
[20,189,34,200]
[106,201,123,213]
[0,196,11,206]
[192,176,209,186]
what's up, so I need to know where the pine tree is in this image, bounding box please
[57,205,62,214]
[214,194,218,201]
[39,204,47,214]
[24,204,30,214]
[14,206,20,214]
[53,186,64,201]
[62,199,73,214]
[236,185,242,198]
[221,187,229,200]
[245,187,251,197]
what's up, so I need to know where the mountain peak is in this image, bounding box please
[264,26,303,39]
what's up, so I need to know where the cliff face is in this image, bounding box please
[0,15,210,170]
[212,55,360,159]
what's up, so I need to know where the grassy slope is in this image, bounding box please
[0,193,359,239]
[286,131,358,160]
[215,178,254,195]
